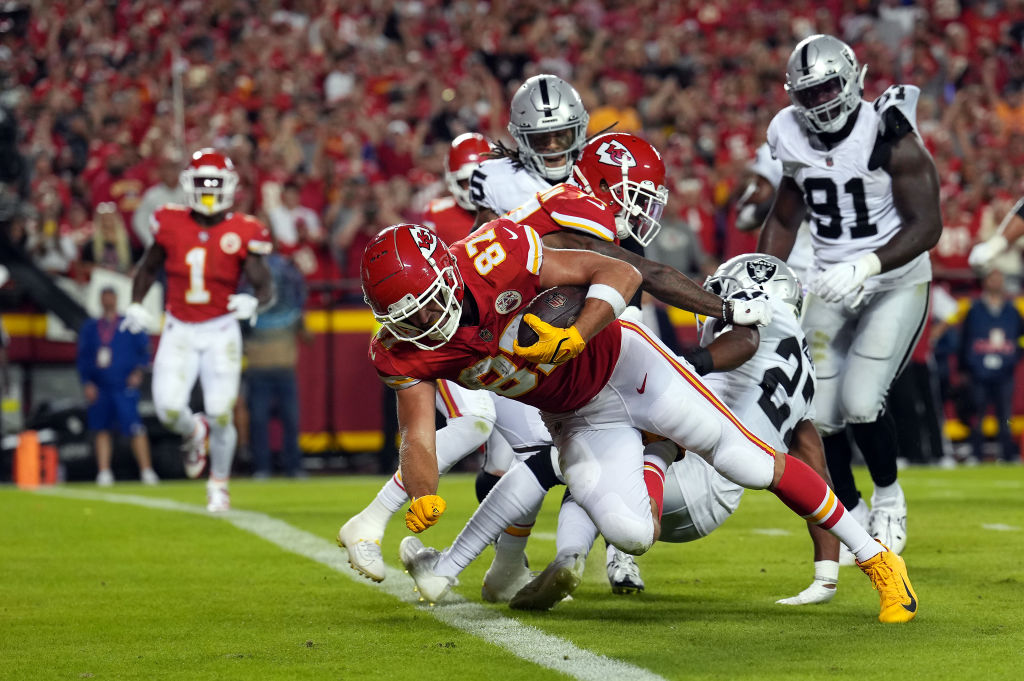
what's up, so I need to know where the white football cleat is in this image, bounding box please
[840,499,870,566]
[399,536,457,603]
[868,490,907,555]
[776,577,837,605]
[509,550,584,611]
[607,545,645,594]
[141,468,160,486]
[182,415,209,479]
[96,469,114,487]
[337,516,386,582]
[206,481,230,513]
[481,553,532,603]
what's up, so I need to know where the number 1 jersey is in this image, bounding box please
[152,205,272,322]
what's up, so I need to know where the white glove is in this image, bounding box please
[227,293,260,323]
[775,576,838,606]
[968,234,1009,270]
[120,303,153,334]
[725,296,772,326]
[812,253,881,303]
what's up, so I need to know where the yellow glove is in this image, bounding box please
[405,495,447,533]
[513,314,586,365]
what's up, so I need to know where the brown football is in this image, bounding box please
[517,286,588,346]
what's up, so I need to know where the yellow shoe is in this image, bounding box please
[857,544,918,623]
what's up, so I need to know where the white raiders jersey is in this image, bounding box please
[698,294,816,449]
[767,84,931,293]
[749,142,813,287]
[469,157,554,216]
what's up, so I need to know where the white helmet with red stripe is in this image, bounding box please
[180,148,239,216]
[445,133,492,210]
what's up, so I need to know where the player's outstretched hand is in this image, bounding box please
[227,293,260,323]
[513,314,586,365]
[812,253,881,303]
[725,296,772,326]
[120,303,153,334]
[968,235,1008,270]
[405,495,447,533]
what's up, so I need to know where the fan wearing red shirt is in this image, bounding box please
[124,149,274,512]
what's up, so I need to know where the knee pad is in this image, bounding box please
[475,470,502,503]
[840,390,886,425]
[521,446,561,491]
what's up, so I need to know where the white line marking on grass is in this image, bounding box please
[35,487,666,681]
[751,528,791,536]
[532,532,557,541]
[981,523,1020,531]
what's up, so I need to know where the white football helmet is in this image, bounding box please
[785,34,867,134]
[704,253,804,318]
[508,74,589,182]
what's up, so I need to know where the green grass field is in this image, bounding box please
[3,465,1023,681]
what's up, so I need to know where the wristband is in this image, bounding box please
[722,299,732,324]
[586,283,627,318]
[682,346,714,376]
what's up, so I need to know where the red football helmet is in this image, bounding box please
[180,148,239,216]
[445,133,492,211]
[572,133,669,246]
[361,223,465,349]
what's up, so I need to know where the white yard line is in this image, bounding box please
[35,487,667,681]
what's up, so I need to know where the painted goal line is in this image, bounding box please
[36,487,667,681]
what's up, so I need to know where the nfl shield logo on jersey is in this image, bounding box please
[745,258,778,284]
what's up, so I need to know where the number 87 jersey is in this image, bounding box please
[151,205,273,322]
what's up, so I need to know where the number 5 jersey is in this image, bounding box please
[151,205,273,322]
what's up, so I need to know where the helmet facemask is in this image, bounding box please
[515,125,586,182]
[445,165,477,211]
[371,265,463,350]
[180,169,239,216]
[610,173,669,246]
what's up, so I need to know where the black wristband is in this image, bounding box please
[683,346,714,376]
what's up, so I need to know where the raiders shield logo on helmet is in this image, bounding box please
[745,258,778,284]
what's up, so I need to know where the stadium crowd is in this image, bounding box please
[1,0,1022,469]
[2,0,1024,295]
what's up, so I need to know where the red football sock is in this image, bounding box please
[642,455,667,519]
[772,454,844,530]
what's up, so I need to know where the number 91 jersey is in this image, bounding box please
[767,84,931,293]
[152,205,272,322]
[698,294,815,450]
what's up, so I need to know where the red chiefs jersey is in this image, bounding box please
[152,205,273,322]
[369,219,622,413]
[421,195,476,246]
[504,183,620,243]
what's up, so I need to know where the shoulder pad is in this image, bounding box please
[873,84,920,134]
[868,106,915,171]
